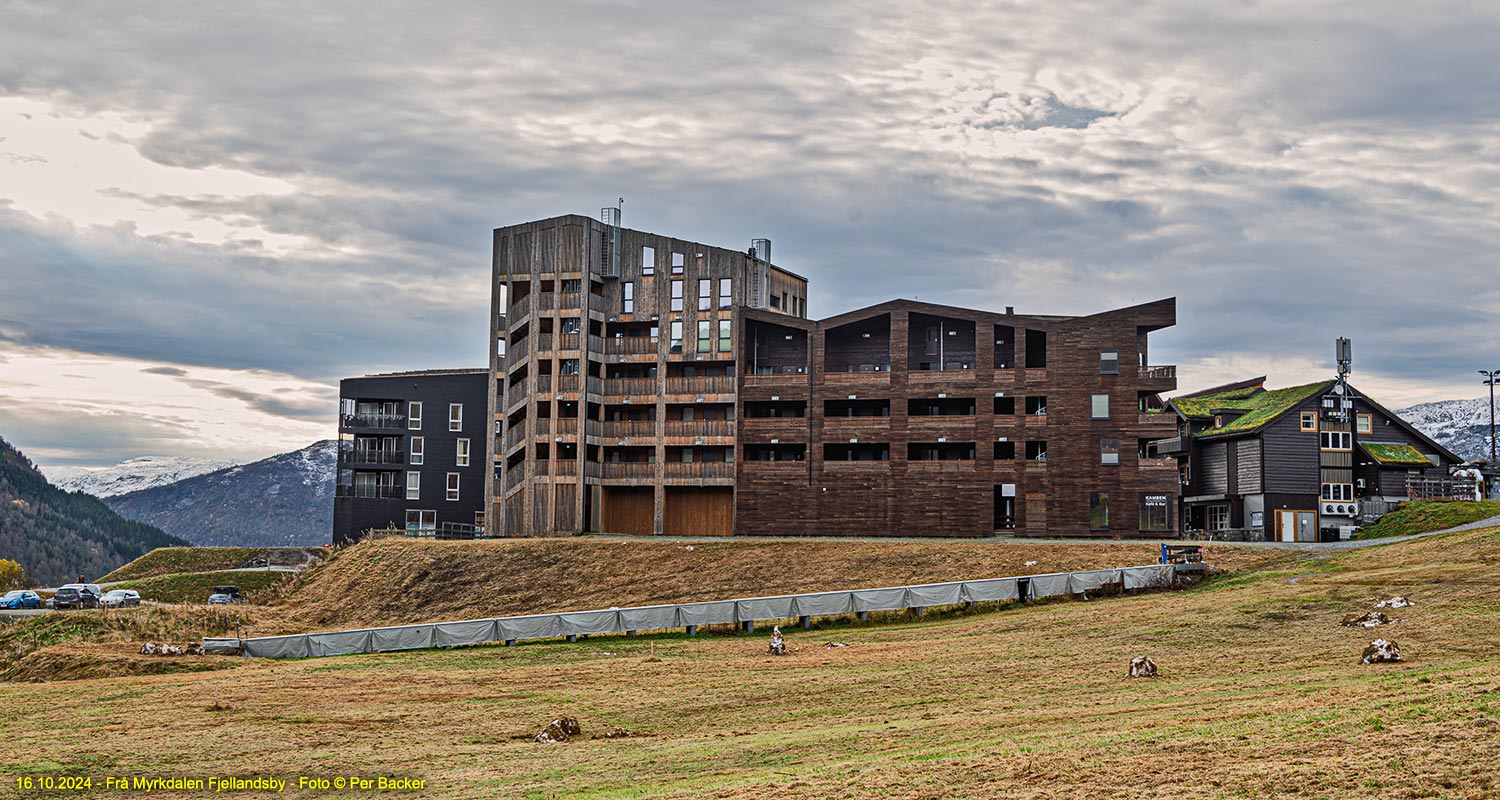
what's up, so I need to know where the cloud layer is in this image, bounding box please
[1,1,1497,464]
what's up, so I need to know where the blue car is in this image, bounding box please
[1,590,42,610]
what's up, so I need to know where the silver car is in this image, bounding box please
[207,593,232,605]
[101,589,141,608]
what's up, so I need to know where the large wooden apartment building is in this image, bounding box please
[487,212,1181,538]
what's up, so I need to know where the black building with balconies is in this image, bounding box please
[333,369,490,545]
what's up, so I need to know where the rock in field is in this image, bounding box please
[1341,611,1392,628]
[534,717,583,743]
[1128,656,1158,678]
[1362,639,1403,664]
[1375,597,1415,609]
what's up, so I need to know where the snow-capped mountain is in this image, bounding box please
[1397,396,1499,463]
[102,441,337,547]
[46,455,245,498]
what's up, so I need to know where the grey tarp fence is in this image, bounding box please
[208,563,1178,659]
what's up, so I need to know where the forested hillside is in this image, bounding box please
[0,436,187,586]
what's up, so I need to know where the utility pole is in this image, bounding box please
[1482,370,1500,468]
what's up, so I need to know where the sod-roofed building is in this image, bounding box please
[1154,377,1460,541]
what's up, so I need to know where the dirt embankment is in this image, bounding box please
[270,537,1284,633]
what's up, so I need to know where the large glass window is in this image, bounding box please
[406,471,420,500]
[1089,492,1109,530]
[669,321,683,354]
[671,280,683,312]
[1100,350,1119,374]
[1091,394,1110,419]
[1321,483,1354,501]
[410,436,424,465]
[671,252,685,274]
[1140,494,1171,531]
[408,401,422,430]
[446,472,460,501]
[698,278,711,311]
[449,403,463,432]
[456,439,469,467]
[1207,504,1229,531]
[697,320,711,353]
[718,319,732,352]
[622,281,634,313]
[1320,431,1351,451]
[719,278,732,309]
[641,246,655,275]
[1100,438,1119,465]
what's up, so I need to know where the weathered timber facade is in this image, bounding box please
[1160,377,1461,541]
[489,212,1179,538]
[333,369,489,545]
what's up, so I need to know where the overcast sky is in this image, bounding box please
[2,2,1497,468]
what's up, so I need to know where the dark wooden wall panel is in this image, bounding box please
[664,488,734,535]
[602,487,654,535]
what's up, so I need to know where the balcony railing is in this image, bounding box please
[554,417,579,436]
[604,336,659,355]
[503,424,525,451]
[552,460,580,476]
[557,333,580,351]
[509,295,531,321]
[508,337,530,363]
[1139,365,1177,380]
[507,379,528,402]
[1139,411,1173,426]
[665,419,734,437]
[537,293,557,311]
[343,413,407,430]
[339,449,406,466]
[536,375,553,394]
[559,292,582,309]
[665,375,734,395]
[1139,456,1180,471]
[605,420,657,438]
[504,467,524,490]
[604,377,658,397]
[335,483,403,499]
[557,374,580,392]
[663,461,734,479]
[603,462,656,479]
[585,419,602,438]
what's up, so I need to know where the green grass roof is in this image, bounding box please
[1360,441,1432,466]
[1184,381,1333,439]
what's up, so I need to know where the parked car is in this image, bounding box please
[1,590,42,610]
[53,584,103,609]
[207,593,232,605]
[101,589,141,608]
[210,585,245,604]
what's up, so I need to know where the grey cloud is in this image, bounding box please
[140,366,188,376]
[0,0,1494,424]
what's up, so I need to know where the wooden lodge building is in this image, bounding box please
[486,212,1183,538]
[1155,377,1461,542]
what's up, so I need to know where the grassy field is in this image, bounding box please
[1354,500,1500,539]
[97,547,261,582]
[4,529,1499,798]
[112,569,292,605]
[271,536,1279,634]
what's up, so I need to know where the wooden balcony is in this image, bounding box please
[556,333,581,351]
[664,419,734,438]
[603,377,658,398]
[603,420,657,439]
[739,417,808,442]
[821,416,891,441]
[603,462,656,479]
[508,295,531,321]
[603,336,659,356]
[1136,364,1177,391]
[820,370,891,391]
[508,337,531,363]
[906,416,978,439]
[665,375,734,396]
[663,461,734,480]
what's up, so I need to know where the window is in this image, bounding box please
[406,471,421,500]
[560,359,579,376]
[719,278,732,309]
[1207,504,1229,531]
[995,440,1016,459]
[410,436,424,466]
[1025,440,1048,461]
[1321,483,1354,502]
[698,278,711,311]
[446,472,460,501]
[405,509,435,534]
[1356,413,1373,434]
[1091,394,1110,419]
[409,401,423,430]
[1026,396,1047,415]
[1300,411,1318,432]
[669,321,683,354]
[697,320,711,353]
[671,252,684,274]
[769,295,781,309]
[456,439,470,467]
[1100,350,1119,375]
[561,278,581,293]
[671,279,683,312]
[994,396,1016,415]
[1140,494,1171,531]
[622,281,634,313]
[1090,492,1109,530]
[1214,415,1224,429]
[449,403,463,432]
[641,246,655,275]
[718,319,732,352]
[1100,438,1119,466]
[1320,431,1351,451]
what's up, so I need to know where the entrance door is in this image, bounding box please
[1276,510,1318,542]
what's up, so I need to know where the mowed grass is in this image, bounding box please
[5,530,1500,798]
[1354,500,1500,540]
